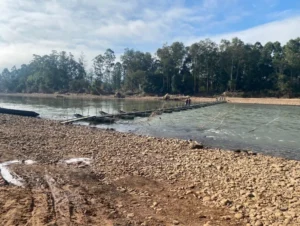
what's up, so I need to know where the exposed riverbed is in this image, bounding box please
[0,114,299,225]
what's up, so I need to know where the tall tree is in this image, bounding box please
[284,38,300,93]
[121,49,152,92]
[112,62,123,90]
[157,42,186,93]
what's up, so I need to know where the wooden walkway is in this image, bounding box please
[61,101,226,124]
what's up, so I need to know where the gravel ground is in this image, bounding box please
[0,114,299,225]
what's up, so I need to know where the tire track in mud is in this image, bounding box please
[45,174,71,226]
[0,182,109,226]
[0,188,32,226]
[0,187,55,226]
[28,190,55,226]
[62,185,88,225]
[0,162,118,226]
[45,175,90,226]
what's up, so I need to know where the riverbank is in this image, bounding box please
[0,114,299,225]
[1,92,300,106]
[225,97,300,106]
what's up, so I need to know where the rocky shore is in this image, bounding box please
[0,114,299,225]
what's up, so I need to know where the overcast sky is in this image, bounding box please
[1,0,300,70]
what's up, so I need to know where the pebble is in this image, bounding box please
[172,219,180,225]
[127,213,134,218]
[234,213,243,219]
[220,199,232,206]
[151,202,158,208]
[254,221,263,226]
[203,196,211,202]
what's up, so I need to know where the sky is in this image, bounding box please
[0,0,300,70]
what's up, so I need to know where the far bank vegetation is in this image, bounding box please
[1,37,300,98]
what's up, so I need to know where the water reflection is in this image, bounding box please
[0,96,183,120]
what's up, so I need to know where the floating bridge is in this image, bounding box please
[61,101,227,125]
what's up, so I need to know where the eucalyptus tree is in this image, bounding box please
[272,41,285,75]
[240,43,263,92]
[259,42,276,90]
[170,42,187,93]
[156,44,173,93]
[103,49,116,84]
[180,50,194,94]
[25,53,61,92]
[143,58,164,94]
[121,48,152,92]
[93,54,105,89]
[284,38,300,93]
[1,37,300,97]
[92,49,116,93]
[189,42,201,93]
[112,62,123,90]
[0,68,11,92]
[14,64,31,92]
[156,42,186,93]
[189,39,219,93]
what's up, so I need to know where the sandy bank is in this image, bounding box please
[0,114,299,225]
[190,97,300,106]
[226,97,300,106]
[0,92,159,101]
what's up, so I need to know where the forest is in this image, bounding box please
[1,37,300,97]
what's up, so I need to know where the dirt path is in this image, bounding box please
[0,163,241,226]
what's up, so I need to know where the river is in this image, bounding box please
[1,95,299,160]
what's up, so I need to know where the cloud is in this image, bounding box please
[185,16,300,45]
[0,0,193,70]
[232,16,300,44]
[0,0,300,71]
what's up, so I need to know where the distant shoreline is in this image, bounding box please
[0,92,300,106]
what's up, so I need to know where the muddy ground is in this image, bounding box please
[0,115,299,226]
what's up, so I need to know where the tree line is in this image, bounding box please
[1,37,300,97]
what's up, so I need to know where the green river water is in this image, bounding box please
[0,96,299,160]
